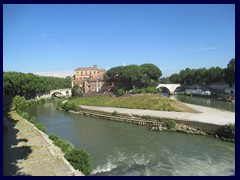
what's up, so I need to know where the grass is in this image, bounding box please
[70,94,197,112]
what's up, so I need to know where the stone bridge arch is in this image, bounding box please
[156,84,181,94]
[50,88,72,97]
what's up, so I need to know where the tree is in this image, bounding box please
[12,95,30,114]
[3,71,72,97]
[224,58,235,87]
[64,148,92,175]
[169,73,180,83]
[104,64,162,91]
[140,64,162,81]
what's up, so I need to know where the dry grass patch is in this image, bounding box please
[72,94,197,112]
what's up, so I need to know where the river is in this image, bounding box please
[175,95,235,112]
[28,102,235,176]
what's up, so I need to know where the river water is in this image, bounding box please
[28,102,235,176]
[175,95,235,112]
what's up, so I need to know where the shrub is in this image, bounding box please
[216,123,235,138]
[164,120,176,129]
[112,111,118,116]
[38,98,46,104]
[21,112,30,120]
[49,134,60,142]
[139,89,147,94]
[28,117,36,124]
[61,101,79,112]
[12,95,30,114]
[131,88,139,94]
[145,87,158,94]
[117,88,125,96]
[64,148,92,175]
[54,139,74,153]
[35,123,46,133]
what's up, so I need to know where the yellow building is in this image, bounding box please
[71,65,107,93]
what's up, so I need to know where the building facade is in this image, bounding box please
[71,65,107,93]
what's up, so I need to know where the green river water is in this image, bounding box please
[28,100,235,176]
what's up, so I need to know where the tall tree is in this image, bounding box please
[224,58,235,87]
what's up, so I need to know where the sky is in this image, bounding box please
[3,4,235,77]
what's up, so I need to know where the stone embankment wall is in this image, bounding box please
[69,108,222,136]
[4,111,84,176]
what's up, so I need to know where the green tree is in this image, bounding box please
[12,95,30,114]
[140,64,162,81]
[169,73,180,83]
[117,88,125,96]
[64,148,92,175]
[224,58,235,87]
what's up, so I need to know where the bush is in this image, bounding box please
[131,88,139,94]
[35,123,46,133]
[38,98,46,104]
[117,88,125,96]
[61,101,79,112]
[145,87,158,94]
[28,117,36,124]
[21,112,30,120]
[216,123,235,138]
[139,89,147,94]
[64,148,92,175]
[112,111,118,116]
[54,139,74,153]
[12,95,30,114]
[49,134,60,142]
[164,120,176,129]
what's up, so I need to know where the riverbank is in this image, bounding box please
[70,94,198,113]
[63,102,234,142]
[3,110,84,176]
[79,103,234,126]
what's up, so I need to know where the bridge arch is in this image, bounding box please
[156,84,181,94]
[49,88,72,97]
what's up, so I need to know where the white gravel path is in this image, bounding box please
[80,103,235,126]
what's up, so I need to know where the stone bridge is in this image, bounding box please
[50,88,72,97]
[156,84,181,94]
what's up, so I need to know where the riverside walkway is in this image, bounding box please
[80,103,235,126]
[3,113,84,176]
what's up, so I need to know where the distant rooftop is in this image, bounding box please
[75,65,98,71]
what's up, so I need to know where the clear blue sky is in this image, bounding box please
[3,4,235,77]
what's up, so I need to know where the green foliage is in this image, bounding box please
[3,71,71,96]
[53,139,74,153]
[224,58,235,87]
[21,112,30,120]
[164,120,176,129]
[64,148,92,175]
[12,95,30,114]
[167,59,234,85]
[35,123,46,133]
[28,117,36,124]
[104,63,162,91]
[145,87,158,94]
[117,88,125,96]
[39,98,46,104]
[131,88,139,94]
[112,111,118,116]
[59,101,79,112]
[140,64,162,81]
[216,123,235,138]
[72,84,83,97]
[49,134,61,142]
[139,89,147,94]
